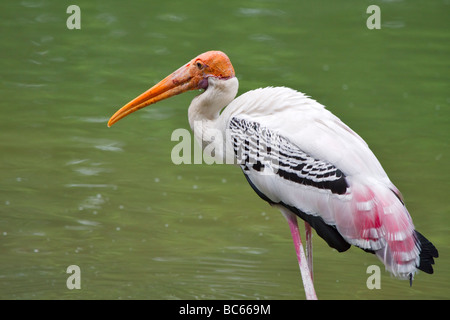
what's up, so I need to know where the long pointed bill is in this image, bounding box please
[108,51,235,127]
[107,64,203,127]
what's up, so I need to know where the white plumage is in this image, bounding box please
[108,50,438,299]
[189,80,421,278]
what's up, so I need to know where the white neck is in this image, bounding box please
[188,77,239,124]
[188,77,239,156]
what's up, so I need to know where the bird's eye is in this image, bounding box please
[196,61,203,69]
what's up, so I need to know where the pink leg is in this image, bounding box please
[305,221,313,281]
[282,211,317,300]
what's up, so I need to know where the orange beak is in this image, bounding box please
[107,51,235,127]
[108,63,204,127]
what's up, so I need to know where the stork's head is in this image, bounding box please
[108,51,235,127]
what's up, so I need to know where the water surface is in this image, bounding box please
[0,0,448,299]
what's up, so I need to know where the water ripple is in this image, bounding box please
[77,219,101,227]
[74,167,110,176]
[71,136,124,152]
[20,0,46,8]
[68,116,109,123]
[157,13,186,22]
[382,21,406,29]
[64,184,117,190]
[237,8,285,17]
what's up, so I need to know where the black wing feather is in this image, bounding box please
[229,117,348,195]
[231,117,351,252]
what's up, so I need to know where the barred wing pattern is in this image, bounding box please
[228,115,436,279]
[229,117,348,195]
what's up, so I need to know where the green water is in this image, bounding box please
[0,0,448,300]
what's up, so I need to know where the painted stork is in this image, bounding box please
[108,51,438,299]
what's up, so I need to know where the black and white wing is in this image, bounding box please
[223,87,433,278]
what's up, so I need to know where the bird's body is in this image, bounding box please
[108,51,438,299]
[188,78,429,279]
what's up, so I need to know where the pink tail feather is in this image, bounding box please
[336,179,420,279]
